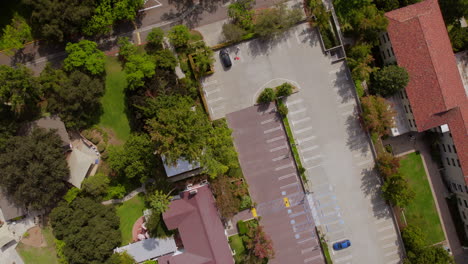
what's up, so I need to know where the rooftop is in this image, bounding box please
[0,191,26,222]
[161,156,201,178]
[114,237,177,263]
[21,116,71,148]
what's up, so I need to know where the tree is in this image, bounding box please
[0,14,33,55]
[308,0,330,29]
[257,88,276,103]
[222,23,246,42]
[0,64,40,114]
[211,175,241,219]
[375,151,400,178]
[0,128,69,210]
[107,252,136,264]
[192,49,214,75]
[50,198,121,264]
[254,5,303,38]
[64,40,105,75]
[381,173,414,208]
[44,69,104,128]
[117,37,137,62]
[244,225,275,261]
[448,23,468,52]
[371,65,409,97]
[113,0,144,21]
[25,0,95,42]
[374,0,400,12]
[349,5,388,44]
[347,43,375,81]
[146,27,165,52]
[84,0,114,36]
[275,83,293,97]
[360,95,396,136]
[154,49,178,70]
[81,172,110,197]
[124,54,156,90]
[440,0,468,25]
[228,0,255,30]
[107,134,156,183]
[147,190,171,215]
[277,103,288,117]
[401,225,426,253]
[167,25,190,48]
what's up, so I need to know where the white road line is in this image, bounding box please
[138,0,162,11]
[280,182,299,189]
[305,164,321,170]
[386,258,402,264]
[267,136,285,143]
[287,99,303,107]
[272,155,288,161]
[338,100,355,108]
[290,108,306,115]
[264,126,282,134]
[334,255,352,263]
[357,159,372,166]
[384,250,399,257]
[301,145,318,153]
[304,155,322,162]
[301,247,316,254]
[378,225,394,232]
[304,255,323,262]
[298,237,314,244]
[379,233,397,241]
[382,242,396,249]
[202,80,218,87]
[296,126,313,134]
[292,117,311,125]
[278,173,297,180]
[275,163,294,171]
[204,88,220,96]
[208,97,223,103]
[341,110,354,116]
[270,145,288,152]
[298,136,316,143]
[375,218,388,224]
[261,118,275,125]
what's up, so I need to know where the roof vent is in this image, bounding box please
[189,189,198,195]
[440,124,450,133]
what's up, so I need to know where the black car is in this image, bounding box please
[219,49,232,68]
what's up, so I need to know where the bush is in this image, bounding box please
[275,83,293,97]
[370,65,409,97]
[117,37,136,62]
[238,220,248,235]
[82,173,110,197]
[97,142,106,153]
[147,27,165,52]
[63,187,80,204]
[23,232,30,238]
[298,165,306,175]
[257,88,276,103]
[278,103,288,117]
[106,184,126,199]
[240,195,252,210]
[222,23,247,42]
[168,25,190,48]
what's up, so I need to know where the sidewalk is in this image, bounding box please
[384,133,468,264]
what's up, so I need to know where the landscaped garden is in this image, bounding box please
[229,219,274,263]
[399,152,445,245]
[16,227,59,264]
[115,194,147,245]
[229,234,246,263]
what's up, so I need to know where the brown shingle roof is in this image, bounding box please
[386,0,468,183]
[159,185,234,264]
[0,191,26,221]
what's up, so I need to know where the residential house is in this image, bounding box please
[0,191,26,222]
[380,0,468,234]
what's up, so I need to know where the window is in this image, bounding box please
[382,52,386,60]
[409,119,413,127]
[464,211,467,220]
[452,158,456,166]
[387,49,391,57]
[458,159,461,167]
[459,197,462,205]
[448,145,452,153]
[400,91,404,99]
[413,119,417,129]
[442,144,447,152]
[453,183,458,191]
[391,47,395,56]
[409,105,413,113]
[454,145,457,153]
[464,199,468,208]
[405,91,408,99]
[465,185,468,193]
[404,105,408,113]
[386,33,390,42]
[459,184,463,192]
[450,133,453,138]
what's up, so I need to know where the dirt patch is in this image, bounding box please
[21,226,47,248]
[101,127,123,146]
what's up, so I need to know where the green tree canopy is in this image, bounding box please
[374,0,400,12]
[50,197,121,264]
[117,37,137,62]
[254,4,303,38]
[440,0,468,25]
[107,133,156,183]
[167,25,190,48]
[222,23,246,42]
[228,0,255,30]
[0,64,40,114]
[124,54,156,90]
[0,128,69,210]
[381,173,415,208]
[360,95,396,136]
[257,88,276,103]
[64,40,105,75]
[147,190,171,215]
[154,49,178,70]
[146,27,165,52]
[43,69,105,128]
[81,172,110,197]
[347,43,376,81]
[0,14,33,55]
[370,65,409,97]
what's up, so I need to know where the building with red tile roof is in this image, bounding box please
[157,185,234,264]
[382,0,468,234]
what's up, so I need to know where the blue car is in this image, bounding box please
[333,239,351,251]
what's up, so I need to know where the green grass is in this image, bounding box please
[320,237,333,264]
[229,234,246,263]
[16,227,59,264]
[400,152,445,245]
[99,56,131,142]
[115,194,146,245]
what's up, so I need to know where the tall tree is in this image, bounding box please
[117,37,137,62]
[254,4,303,38]
[381,173,415,208]
[124,54,156,90]
[81,172,110,197]
[360,95,396,136]
[0,14,33,55]
[347,43,375,81]
[146,27,165,53]
[64,40,105,75]
[147,190,171,215]
[154,49,178,70]
[228,0,255,30]
[0,64,40,114]
[0,128,69,210]
[440,0,468,25]
[167,25,190,48]
[50,198,121,264]
[370,65,409,97]
[374,0,400,12]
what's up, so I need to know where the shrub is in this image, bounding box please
[370,65,409,97]
[278,103,288,117]
[240,195,252,210]
[257,88,276,103]
[222,23,247,42]
[275,83,293,97]
[97,142,106,153]
[23,232,30,238]
[106,184,126,199]
[63,187,80,204]
[90,135,101,145]
[82,173,110,197]
[238,220,248,235]
[168,25,190,48]
[147,27,165,51]
[298,166,306,175]
[117,37,136,62]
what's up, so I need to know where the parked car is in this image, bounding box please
[333,239,351,251]
[219,49,232,68]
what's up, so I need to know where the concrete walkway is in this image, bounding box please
[383,133,468,264]
[102,185,145,205]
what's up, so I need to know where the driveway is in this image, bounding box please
[203,23,404,263]
[227,104,324,264]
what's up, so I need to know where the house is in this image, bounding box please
[157,185,234,264]
[381,0,468,234]
[161,156,202,182]
[21,115,71,151]
[0,191,26,222]
[114,237,177,263]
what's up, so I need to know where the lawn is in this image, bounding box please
[16,227,59,264]
[115,194,146,245]
[99,56,131,142]
[400,152,445,245]
[229,234,246,263]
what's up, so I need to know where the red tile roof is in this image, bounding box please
[386,0,468,183]
[158,185,234,264]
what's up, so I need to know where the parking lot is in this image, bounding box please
[204,22,404,264]
[227,104,324,264]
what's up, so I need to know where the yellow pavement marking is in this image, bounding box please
[283,197,290,207]
[251,208,258,218]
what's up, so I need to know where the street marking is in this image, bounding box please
[335,255,352,263]
[264,126,282,134]
[339,100,355,108]
[272,155,288,161]
[210,105,225,113]
[378,225,394,232]
[375,218,388,224]
[275,163,294,171]
[301,247,316,254]
[298,237,314,244]
[139,0,162,11]
[341,110,354,116]
[278,173,297,180]
[305,164,321,170]
[280,182,299,189]
[266,136,285,143]
[304,255,323,262]
[304,155,322,162]
[301,145,319,153]
[383,242,396,249]
[284,197,291,207]
[379,233,397,241]
[357,159,372,166]
[287,99,303,106]
[208,97,223,103]
[261,118,275,125]
[298,136,316,143]
[384,250,399,257]
[290,108,306,115]
[292,117,311,125]
[296,126,313,134]
[270,145,288,152]
[202,80,218,87]
[204,88,220,96]
[290,210,306,218]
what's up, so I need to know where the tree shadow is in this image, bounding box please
[360,167,389,219]
[344,114,369,154]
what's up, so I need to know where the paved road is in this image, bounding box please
[202,23,404,263]
[227,103,324,264]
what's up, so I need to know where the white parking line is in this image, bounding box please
[287,99,303,107]
[210,105,224,113]
[384,250,399,257]
[139,0,162,12]
[264,126,282,134]
[272,155,288,161]
[304,255,323,262]
[280,182,299,189]
[270,145,288,152]
[298,237,314,244]
[275,163,294,171]
[296,126,313,134]
[298,136,316,143]
[383,242,396,249]
[261,118,275,125]
[278,173,297,180]
[305,164,321,170]
[292,117,311,125]
[378,225,394,232]
[341,110,354,116]
[301,145,318,153]
[267,136,285,143]
[202,80,218,87]
[379,233,397,241]
[290,108,306,115]
[301,247,316,254]
[304,154,322,162]
[208,97,223,103]
[334,255,352,263]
